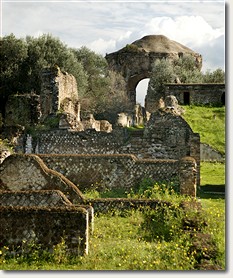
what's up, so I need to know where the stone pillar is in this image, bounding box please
[179,156,197,197]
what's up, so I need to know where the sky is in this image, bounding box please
[0,0,225,104]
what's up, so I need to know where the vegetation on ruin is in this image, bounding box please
[0,34,131,116]
[149,55,225,93]
[181,105,225,154]
[0,180,225,270]
[0,34,226,271]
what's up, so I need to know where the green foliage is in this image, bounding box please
[202,68,225,83]
[0,34,28,94]
[149,58,174,93]
[25,34,88,95]
[72,47,131,114]
[149,55,225,96]
[181,106,225,154]
[1,34,130,116]
[173,54,203,83]
[0,174,225,270]
[128,178,180,202]
[1,197,225,270]
[124,44,140,52]
[0,138,14,153]
[0,34,88,98]
[71,46,110,113]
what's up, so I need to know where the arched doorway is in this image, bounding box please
[136,78,150,107]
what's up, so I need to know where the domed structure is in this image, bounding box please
[130,35,196,53]
[106,35,202,109]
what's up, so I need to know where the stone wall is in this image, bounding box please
[39,154,180,191]
[200,143,225,162]
[34,111,199,159]
[164,83,225,106]
[0,190,73,207]
[86,198,171,214]
[31,109,200,185]
[179,157,197,197]
[0,154,85,204]
[40,66,80,124]
[0,206,89,255]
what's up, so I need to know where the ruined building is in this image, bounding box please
[106,35,224,111]
[1,34,223,255]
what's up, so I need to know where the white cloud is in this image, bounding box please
[143,15,224,49]
[2,1,225,71]
[86,38,116,55]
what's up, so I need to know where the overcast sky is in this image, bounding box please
[1,0,225,104]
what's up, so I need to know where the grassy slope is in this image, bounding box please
[181,106,225,154]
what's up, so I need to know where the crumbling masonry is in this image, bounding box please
[1,35,224,256]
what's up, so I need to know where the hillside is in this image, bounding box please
[181,106,225,154]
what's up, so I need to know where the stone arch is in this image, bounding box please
[128,72,150,104]
[106,35,202,111]
[136,78,150,106]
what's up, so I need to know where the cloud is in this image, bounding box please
[2,1,224,72]
[142,15,223,49]
[86,38,116,55]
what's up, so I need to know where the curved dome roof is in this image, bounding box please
[127,35,195,53]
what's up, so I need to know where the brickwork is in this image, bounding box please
[0,206,89,255]
[86,198,171,214]
[0,190,73,207]
[0,154,85,204]
[179,157,197,197]
[39,154,179,191]
[34,109,200,185]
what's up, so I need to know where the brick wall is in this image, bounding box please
[39,154,179,191]
[0,206,89,255]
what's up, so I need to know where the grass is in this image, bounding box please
[200,161,225,186]
[1,179,225,271]
[181,105,225,154]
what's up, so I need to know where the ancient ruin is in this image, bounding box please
[0,34,225,256]
[106,35,202,110]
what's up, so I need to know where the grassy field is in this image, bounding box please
[1,180,225,271]
[201,161,225,186]
[181,105,225,154]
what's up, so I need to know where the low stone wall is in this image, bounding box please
[0,206,89,255]
[0,190,94,234]
[39,154,180,191]
[200,143,224,162]
[0,154,85,204]
[86,198,171,214]
[0,190,73,207]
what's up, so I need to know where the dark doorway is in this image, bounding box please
[183,92,190,105]
[221,93,225,105]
